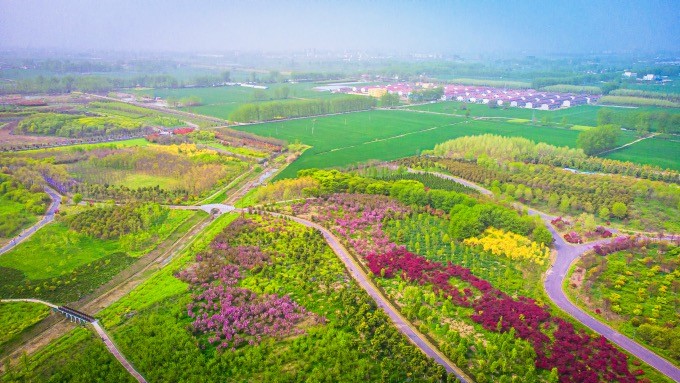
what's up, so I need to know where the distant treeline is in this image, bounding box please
[1,75,178,94]
[609,89,680,102]
[539,85,602,94]
[599,95,680,109]
[230,96,376,122]
[598,108,680,133]
[0,71,231,95]
[531,73,620,92]
[290,72,346,82]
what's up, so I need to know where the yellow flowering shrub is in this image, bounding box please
[463,227,549,265]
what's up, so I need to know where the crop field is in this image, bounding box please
[0,301,51,353]
[135,83,354,120]
[407,102,602,124]
[603,137,680,171]
[407,102,680,126]
[236,109,638,179]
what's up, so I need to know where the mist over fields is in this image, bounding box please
[1,0,678,54]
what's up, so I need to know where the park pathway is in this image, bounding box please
[419,168,680,382]
[0,299,146,383]
[91,322,147,383]
[266,211,472,383]
[0,186,61,256]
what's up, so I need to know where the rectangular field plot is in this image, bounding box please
[603,137,680,171]
[236,109,639,179]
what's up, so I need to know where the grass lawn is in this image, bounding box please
[0,197,38,240]
[0,223,121,279]
[603,137,680,171]
[115,173,182,189]
[0,209,194,280]
[235,109,639,179]
[0,301,51,352]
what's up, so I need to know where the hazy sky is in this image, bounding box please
[1,0,678,54]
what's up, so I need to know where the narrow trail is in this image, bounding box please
[595,132,659,156]
[0,186,61,256]
[0,299,146,382]
[92,322,146,383]
[266,212,473,383]
[419,168,680,382]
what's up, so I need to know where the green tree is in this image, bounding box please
[577,124,621,155]
[72,193,83,205]
[559,194,571,213]
[598,206,610,220]
[379,92,400,107]
[597,109,613,126]
[611,202,628,219]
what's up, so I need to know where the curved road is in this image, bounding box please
[268,212,472,383]
[420,169,680,381]
[0,298,146,383]
[0,186,61,256]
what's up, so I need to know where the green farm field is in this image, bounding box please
[407,102,680,126]
[235,109,638,179]
[135,83,358,120]
[603,137,680,171]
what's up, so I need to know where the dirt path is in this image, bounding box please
[595,132,659,156]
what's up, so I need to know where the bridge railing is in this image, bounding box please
[53,305,96,324]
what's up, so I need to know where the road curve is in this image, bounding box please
[267,212,472,383]
[544,228,680,382]
[0,298,146,382]
[419,168,680,381]
[407,169,493,196]
[0,186,61,256]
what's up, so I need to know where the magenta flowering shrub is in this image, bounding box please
[300,195,637,382]
[593,235,650,256]
[177,217,311,351]
[185,264,308,351]
[564,231,583,244]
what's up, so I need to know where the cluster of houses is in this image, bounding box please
[439,85,598,110]
[331,82,598,110]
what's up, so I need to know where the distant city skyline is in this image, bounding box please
[1,0,678,54]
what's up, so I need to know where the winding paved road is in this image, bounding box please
[268,212,472,383]
[0,186,61,256]
[420,169,680,382]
